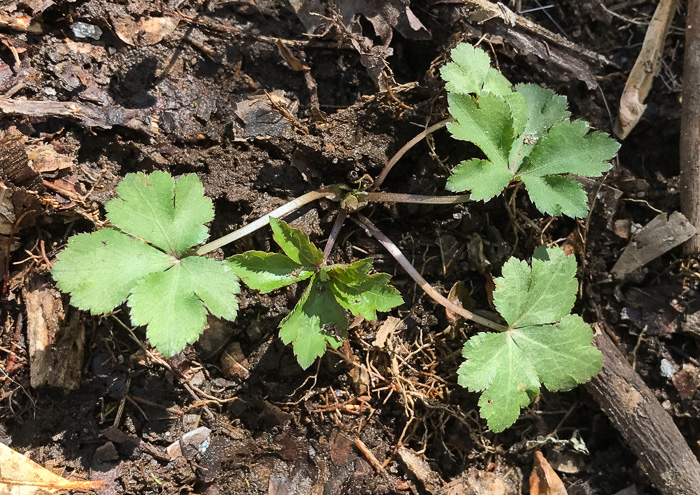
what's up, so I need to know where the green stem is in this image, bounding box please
[372,117,453,191]
[196,185,345,255]
[354,214,507,332]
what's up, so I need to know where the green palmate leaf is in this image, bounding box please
[328,272,403,321]
[52,172,241,358]
[278,274,346,369]
[519,120,621,178]
[128,256,240,358]
[493,245,577,328]
[226,251,314,292]
[323,258,373,285]
[52,229,174,314]
[521,175,589,218]
[458,246,602,432]
[515,83,570,136]
[445,158,513,201]
[269,217,324,266]
[440,43,513,97]
[442,43,620,218]
[106,171,214,257]
[447,92,515,169]
[458,331,540,432]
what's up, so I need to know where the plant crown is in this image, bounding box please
[441,43,621,218]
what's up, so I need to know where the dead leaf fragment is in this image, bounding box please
[672,364,700,400]
[26,144,73,173]
[530,451,567,495]
[112,15,179,46]
[0,441,103,493]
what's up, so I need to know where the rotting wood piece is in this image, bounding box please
[681,0,700,254]
[0,99,153,134]
[585,326,700,495]
[22,273,85,390]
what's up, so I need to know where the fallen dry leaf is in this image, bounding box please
[0,441,104,494]
[530,451,568,495]
[112,15,179,46]
[26,144,73,173]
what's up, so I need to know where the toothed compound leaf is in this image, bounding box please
[106,171,214,257]
[458,246,602,432]
[327,270,404,321]
[520,120,620,178]
[51,228,174,314]
[278,274,346,369]
[447,92,515,169]
[442,43,620,218]
[493,245,577,328]
[269,217,324,266]
[521,175,589,217]
[226,251,314,292]
[52,172,241,358]
[128,256,240,357]
[231,223,402,369]
[515,83,570,136]
[446,158,512,201]
[440,43,513,97]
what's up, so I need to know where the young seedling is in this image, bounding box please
[51,173,415,366]
[441,43,621,217]
[51,171,240,357]
[227,217,403,369]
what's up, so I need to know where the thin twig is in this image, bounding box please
[372,118,452,191]
[323,209,348,262]
[363,192,470,205]
[354,214,507,332]
[196,185,345,255]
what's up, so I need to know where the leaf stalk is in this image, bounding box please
[354,214,508,332]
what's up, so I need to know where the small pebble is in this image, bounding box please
[71,22,103,40]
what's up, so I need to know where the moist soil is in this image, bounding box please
[0,1,697,494]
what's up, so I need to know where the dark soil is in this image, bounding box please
[0,1,696,494]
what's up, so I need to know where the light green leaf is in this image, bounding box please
[459,246,601,432]
[442,43,620,219]
[106,171,214,257]
[128,256,240,357]
[278,275,346,369]
[519,120,620,178]
[441,43,512,97]
[515,83,570,136]
[226,251,314,292]
[504,92,527,136]
[328,272,403,321]
[445,158,513,201]
[493,245,577,328]
[269,217,324,266]
[521,175,590,218]
[447,92,515,169]
[458,331,540,432]
[51,229,174,314]
[512,315,602,391]
[322,258,373,285]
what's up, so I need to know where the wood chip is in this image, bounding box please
[611,211,696,278]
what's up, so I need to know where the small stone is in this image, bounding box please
[71,22,103,40]
[94,442,119,463]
